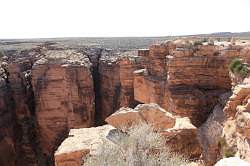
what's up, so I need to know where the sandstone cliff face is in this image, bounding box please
[0,49,42,166]
[97,51,120,122]
[32,50,95,159]
[97,50,142,122]
[2,39,250,166]
[134,41,250,126]
[0,67,15,166]
[0,46,98,165]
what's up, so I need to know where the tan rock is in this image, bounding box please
[161,117,202,159]
[215,157,250,166]
[236,112,250,138]
[219,77,250,163]
[54,125,114,166]
[105,103,175,130]
[224,84,250,117]
[105,103,201,159]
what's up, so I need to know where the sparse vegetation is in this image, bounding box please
[219,137,236,158]
[83,123,187,166]
[229,58,250,77]
[0,50,5,58]
[193,40,203,46]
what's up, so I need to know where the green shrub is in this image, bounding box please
[229,58,250,77]
[193,40,203,46]
[83,123,187,166]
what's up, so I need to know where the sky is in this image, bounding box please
[0,0,250,39]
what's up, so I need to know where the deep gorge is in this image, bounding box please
[1,39,250,166]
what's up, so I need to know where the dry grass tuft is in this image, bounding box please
[83,123,187,166]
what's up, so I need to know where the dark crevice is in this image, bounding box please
[84,48,104,126]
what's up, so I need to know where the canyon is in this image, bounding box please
[1,38,250,166]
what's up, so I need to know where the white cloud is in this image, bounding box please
[0,0,249,38]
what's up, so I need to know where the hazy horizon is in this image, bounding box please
[1,0,250,39]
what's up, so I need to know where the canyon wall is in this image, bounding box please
[1,39,250,166]
[31,50,95,161]
[0,48,96,166]
[134,40,250,126]
[0,67,15,166]
[97,50,142,123]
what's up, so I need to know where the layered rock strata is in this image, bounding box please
[0,50,42,166]
[2,39,250,166]
[0,66,15,166]
[134,41,250,126]
[32,50,95,159]
[97,50,142,122]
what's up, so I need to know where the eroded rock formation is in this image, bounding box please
[1,39,250,166]
[106,104,202,159]
[198,74,250,165]
[0,66,15,166]
[0,46,97,166]
[32,50,95,160]
[134,40,250,126]
[97,50,142,122]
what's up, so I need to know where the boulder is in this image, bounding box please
[161,117,202,159]
[106,103,201,159]
[215,157,250,166]
[105,103,176,130]
[54,125,114,166]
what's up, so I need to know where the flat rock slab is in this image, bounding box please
[54,125,114,166]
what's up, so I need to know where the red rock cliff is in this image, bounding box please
[31,50,95,161]
[134,40,250,126]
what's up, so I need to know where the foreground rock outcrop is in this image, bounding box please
[55,103,202,166]
[215,157,250,166]
[106,104,202,159]
[55,125,114,166]
[222,79,250,162]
